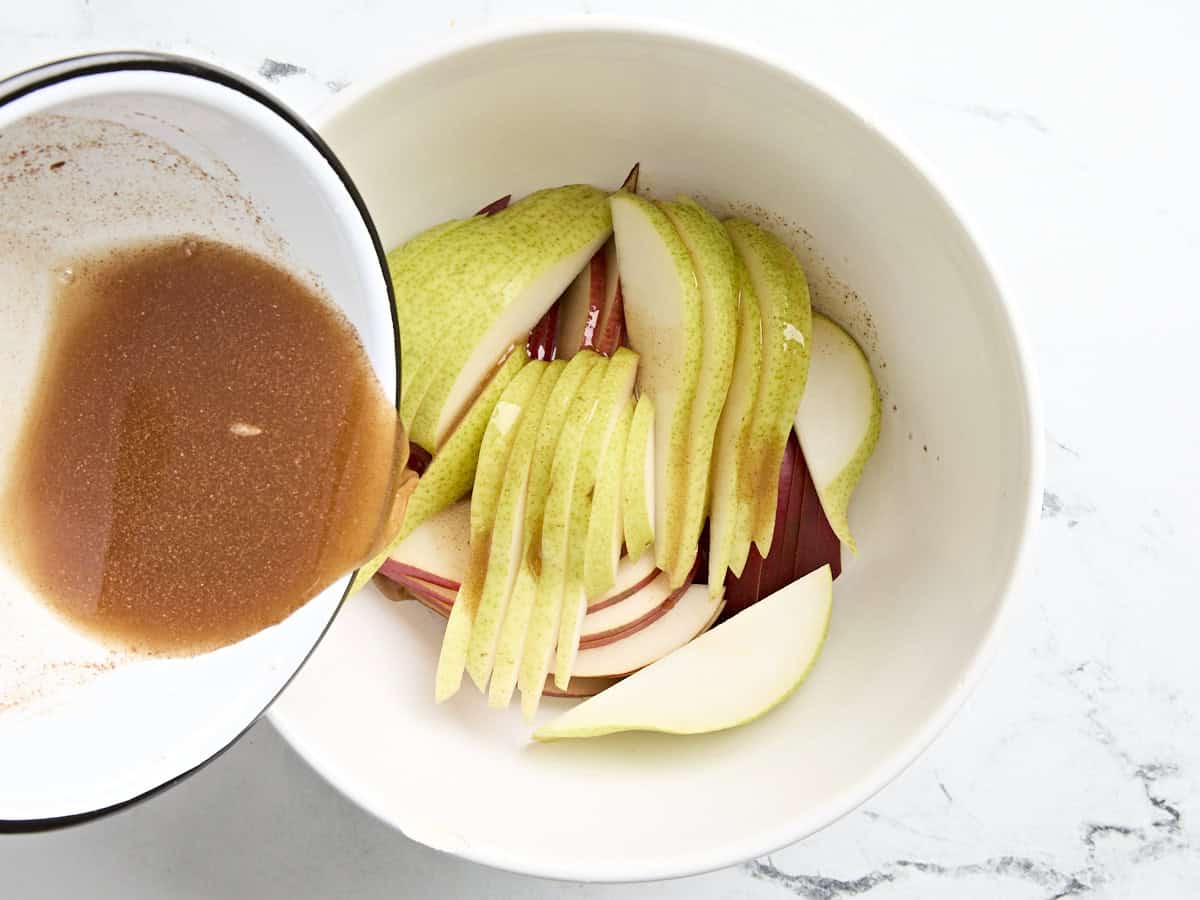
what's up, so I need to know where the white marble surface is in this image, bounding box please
[3,1,1198,897]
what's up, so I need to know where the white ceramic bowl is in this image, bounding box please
[0,54,396,827]
[270,21,1042,881]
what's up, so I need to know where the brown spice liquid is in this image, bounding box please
[2,237,407,655]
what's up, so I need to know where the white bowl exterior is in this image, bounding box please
[269,23,1041,881]
[0,68,394,821]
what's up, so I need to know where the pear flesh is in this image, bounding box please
[381,498,470,589]
[793,313,881,552]
[535,565,833,740]
[611,192,703,586]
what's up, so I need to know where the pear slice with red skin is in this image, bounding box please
[561,580,719,679]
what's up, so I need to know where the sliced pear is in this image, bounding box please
[348,350,526,596]
[556,348,639,686]
[434,361,546,701]
[379,498,470,590]
[488,353,599,708]
[580,569,678,643]
[464,361,560,689]
[611,192,703,587]
[621,392,655,562]
[583,397,633,599]
[519,358,609,719]
[535,565,832,740]
[659,197,738,580]
[563,583,721,678]
[793,313,881,551]
[555,251,603,360]
[724,219,812,557]
[710,253,764,584]
[398,185,612,450]
[586,548,658,611]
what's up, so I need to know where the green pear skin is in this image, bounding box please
[584,397,634,599]
[710,251,765,586]
[394,186,611,450]
[621,392,655,563]
[724,219,812,557]
[658,197,738,582]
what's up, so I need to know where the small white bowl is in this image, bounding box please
[0,54,396,827]
[269,20,1042,881]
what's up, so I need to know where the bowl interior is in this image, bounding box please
[269,26,1038,880]
[0,65,394,822]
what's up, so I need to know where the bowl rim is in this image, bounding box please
[0,50,399,834]
[271,15,1045,883]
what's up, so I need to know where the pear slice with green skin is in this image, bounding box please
[347,350,527,597]
[793,313,881,552]
[556,348,640,687]
[519,359,609,720]
[583,397,634,599]
[711,253,765,584]
[390,218,474,421]
[464,361,561,690]
[433,360,546,702]
[724,219,812,557]
[535,565,832,740]
[400,185,612,450]
[488,353,599,708]
[658,197,738,581]
[610,192,703,586]
[621,392,655,563]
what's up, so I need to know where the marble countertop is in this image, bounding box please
[3,1,1197,897]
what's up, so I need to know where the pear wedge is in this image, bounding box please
[555,349,639,687]
[398,185,612,450]
[724,219,812,557]
[488,352,599,708]
[434,360,546,701]
[793,313,881,551]
[710,253,764,584]
[519,358,609,719]
[535,565,832,740]
[611,192,703,586]
[621,392,655,563]
[348,350,526,596]
[658,197,738,580]
[464,361,561,690]
[583,397,633,599]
